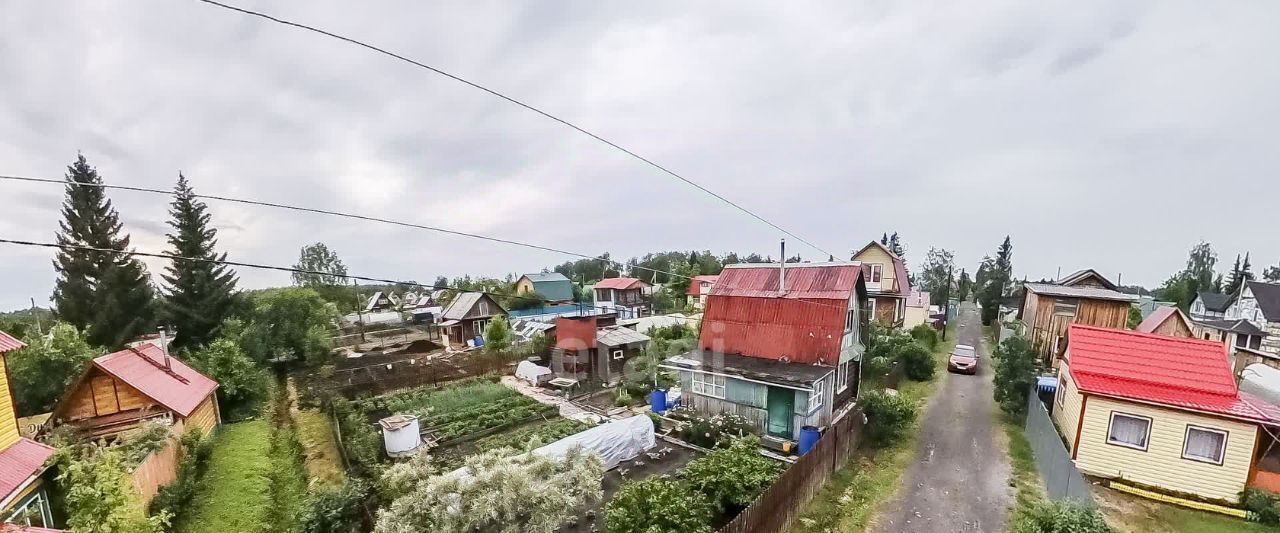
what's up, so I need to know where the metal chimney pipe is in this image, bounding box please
[779,239,787,296]
[158,327,172,370]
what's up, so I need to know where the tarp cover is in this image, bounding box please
[515,361,553,383]
[532,415,655,470]
[1241,363,1280,407]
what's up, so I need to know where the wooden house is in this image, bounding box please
[686,275,719,310]
[364,291,400,313]
[850,241,911,325]
[0,332,57,529]
[1135,306,1194,338]
[661,262,868,444]
[1052,324,1278,504]
[50,343,220,440]
[550,317,650,386]
[594,278,653,319]
[515,273,574,304]
[1019,269,1137,366]
[438,292,507,348]
[1191,292,1232,321]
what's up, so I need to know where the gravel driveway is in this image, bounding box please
[869,302,1013,533]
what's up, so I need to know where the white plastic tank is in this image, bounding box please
[379,414,421,457]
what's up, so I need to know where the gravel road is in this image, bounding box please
[869,302,1013,533]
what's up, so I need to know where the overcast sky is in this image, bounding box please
[2,1,1279,311]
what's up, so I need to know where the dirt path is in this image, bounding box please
[870,302,1013,533]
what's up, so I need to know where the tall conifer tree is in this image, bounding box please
[161,173,238,348]
[52,154,155,348]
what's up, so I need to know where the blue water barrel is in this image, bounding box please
[798,426,821,455]
[650,389,668,414]
[473,335,485,347]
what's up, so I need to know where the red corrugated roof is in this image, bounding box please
[698,264,860,365]
[554,317,597,350]
[686,275,719,296]
[1067,324,1272,422]
[93,344,218,418]
[0,438,55,502]
[595,277,648,290]
[710,263,862,300]
[0,331,25,353]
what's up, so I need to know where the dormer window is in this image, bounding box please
[870,264,883,283]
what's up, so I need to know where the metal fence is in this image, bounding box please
[1024,388,1094,505]
[718,407,865,533]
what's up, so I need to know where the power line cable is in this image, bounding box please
[191,0,838,259]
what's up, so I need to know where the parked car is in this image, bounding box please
[948,344,978,374]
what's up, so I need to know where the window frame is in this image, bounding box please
[870,264,883,283]
[836,361,849,393]
[690,371,726,399]
[612,349,625,360]
[807,380,824,412]
[1181,425,1229,466]
[1055,375,1067,409]
[1105,411,1153,452]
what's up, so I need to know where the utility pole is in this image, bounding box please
[352,278,366,343]
[30,297,42,335]
[942,265,953,340]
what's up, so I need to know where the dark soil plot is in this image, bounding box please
[562,442,702,533]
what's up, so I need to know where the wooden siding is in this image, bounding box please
[686,393,769,433]
[1075,396,1257,503]
[131,437,181,505]
[183,396,219,435]
[0,354,18,450]
[64,368,154,421]
[726,378,767,409]
[1150,315,1194,338]
[1023,293,1130,364]
[853,245,898,294]
[1052,362,1085,452]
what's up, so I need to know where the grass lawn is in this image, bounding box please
[1096,485,1274,533]
[176,421,274,533]
[293,409,346,488]
[790,327,956,532]
[999,413,1049,527]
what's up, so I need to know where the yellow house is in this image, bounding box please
[1052,324,1277,503]
[0,331,57,528]
[851,241,910,325]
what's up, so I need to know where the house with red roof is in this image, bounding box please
[850,241,911,325]
[0,332,57,529]
[593,277,653,319]
[49,343,220,440]
[685,275,718,310]
[661,262,867,444]
[1052,324,1280,503]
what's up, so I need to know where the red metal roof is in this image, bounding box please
[698,264,861,365]
[710,263,862,300]
[93,343,218,418]
[1066,324,1272,422]
[686,275,719,296]
[0,438,55,502]
[594,277,648,290]
[0,331,25,353]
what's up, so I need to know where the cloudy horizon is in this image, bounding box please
[2,0,1279,312]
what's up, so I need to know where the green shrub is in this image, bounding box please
[669,407,755,448]
[301,479,370,533]
[150,428,213,520]
[1242,488,1280,525]
[865,355,895,380]
[993,336,1039,416]
[908,324,939,349]
[1012,500,1111,533]
[861,390,918,448]
[604,476,715,533]
[681,437,781,512]
[899,343,936,381]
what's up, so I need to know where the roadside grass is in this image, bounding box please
[176,421,274,533]
[1096,486,1274,533]
[1000,413,1047,528]
[293,409,346,488]
[790,326,956,532]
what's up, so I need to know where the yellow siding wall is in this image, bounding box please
[515,278,535,294]
[0,355,19,450]
[183,395,220,435]
[1075,396,1257,503]
[853,246,897,290]
[1052,363,1084,450]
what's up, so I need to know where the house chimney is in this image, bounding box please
[779,239,787,296]
[158,327,172,371]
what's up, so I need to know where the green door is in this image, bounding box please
[766,386,794,438]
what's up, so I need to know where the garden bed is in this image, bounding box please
[563,441,702,533]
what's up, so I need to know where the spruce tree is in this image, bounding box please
[51,154,155,348]
[161,173,239,349]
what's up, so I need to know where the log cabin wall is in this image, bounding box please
[64,368,154,421]
[1023,293,1131,365]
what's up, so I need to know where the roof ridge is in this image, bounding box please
[1073,369,1235,397]
[124,345,190,385]
[1071,323,1227,349]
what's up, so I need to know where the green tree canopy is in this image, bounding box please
[8,322,103,416]
[483,316,513,353]
[161,174,238,349]
[292,243,349,287]
[228,288,337,365]
[918,247,955,306]
[957,269,973,301]
[52,154,156,349]
[187,338,269,417]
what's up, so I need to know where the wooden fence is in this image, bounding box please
[719,407,866,533]
[131,436,182,505]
